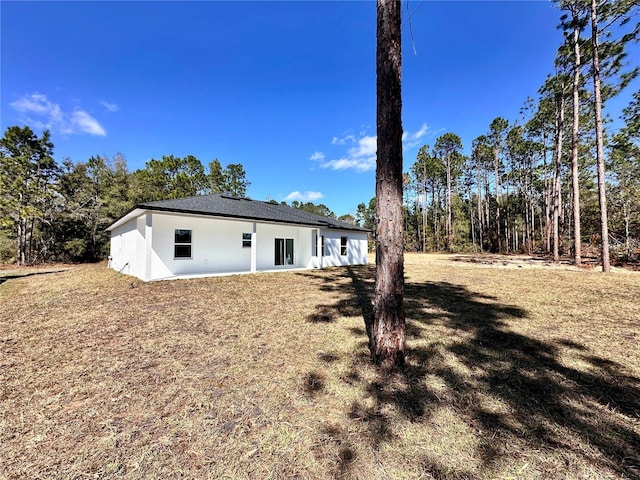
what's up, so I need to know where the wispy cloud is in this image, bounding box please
[314,123,434,173]
[100,101,119,112]
[402,123,429,149]
[284,191,324,202]
[70,110,107,136]
[315,134,377,172]
[309,151,325,162]
[10,93,107,136]
[350,135,377,158]
[331,134,356,145]
[404,123,446,150]
[10,93,63,125]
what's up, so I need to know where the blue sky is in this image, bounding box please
[2,1,638,217]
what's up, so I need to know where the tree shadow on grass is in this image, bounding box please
[299,265,640,479]
[0,269,67,285]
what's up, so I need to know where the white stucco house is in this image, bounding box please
[106,194,369,281]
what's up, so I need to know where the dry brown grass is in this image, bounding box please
[1,254,639,479]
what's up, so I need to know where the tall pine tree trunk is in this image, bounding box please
[494,148,501,253]
[484,172,490,245]
[422,165,427,252]
[17,217,24,266]
[17,194,26,266]
[432,181,438,250]
[470,198,476,251]
[571,14,582,266]
[524,190,530,254]
[505,178,510,254]
[446,153,452,251]
[590,0,611,272]
[553,91,565,263]
[435,184,441,250]
[544,140,552,254]
[371,0,405,368]
[623,201,630,258]
[477,168,483,251]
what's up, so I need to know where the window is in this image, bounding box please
[321,236,325,256]
[174,229,192,258]
[275,238,294,265]
[242,233,252,248]
[311,230,317,256]
[340,236,348,256]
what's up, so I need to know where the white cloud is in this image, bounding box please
[331,134,356,145]
[284,191,324,202]
[309,151,325,162]
[319,134,377,172]
[311,135,377,172]
[9,93,107,136]
[402,123,430,149]
[100,101,119,112]
[10,93,63,127]
[312,123,431,173]
[321,157,375,172]
[70,110,106,136]
[348,135,377,159]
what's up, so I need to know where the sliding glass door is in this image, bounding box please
[274,238,294,266]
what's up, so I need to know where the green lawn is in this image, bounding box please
[1,254,639,479]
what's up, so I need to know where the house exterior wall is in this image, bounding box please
[320,230,368,267]
[150,212,253,279]
[146,212,319,279]
[109,211,368,281]
[109,215,146,280]
[253,222,313,271]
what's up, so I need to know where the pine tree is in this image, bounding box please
[434,133,463,252]
[0,126,57,264]
[488,117,509,253]
[587,0,638,271]
[558,1,590,265]
[371,0,405,368]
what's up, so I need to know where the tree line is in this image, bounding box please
[359,0,639,269]
[367,0,639,366]
[0,125,252,264]
[0,125,362,265]
[2,0,637,273]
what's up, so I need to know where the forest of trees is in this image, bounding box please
[0,126,254,264]
[358,0,640,267]
[1,1,638,268]
[0,126,361,265]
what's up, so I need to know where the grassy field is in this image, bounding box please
[1,254,639,479]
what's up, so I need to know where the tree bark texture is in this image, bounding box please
[571,15,582,266]
[372,0,405,368]
[590,0,611,272]
[494,147,501,254]
[446,153,452,252]
[477,169,483,251]
[553,91,565,263]
[544,142,552,254]
[422,163,427,252]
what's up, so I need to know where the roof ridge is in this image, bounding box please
[118,193,369,232]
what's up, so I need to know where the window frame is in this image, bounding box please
[275,237,294,266]
[242,232,252,248]
[174,229,192,259]
[340,236,348,256]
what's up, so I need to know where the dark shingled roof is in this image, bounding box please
[132,194,368,231]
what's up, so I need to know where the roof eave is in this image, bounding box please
[106,202,370,233]
[105,208,146,231]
